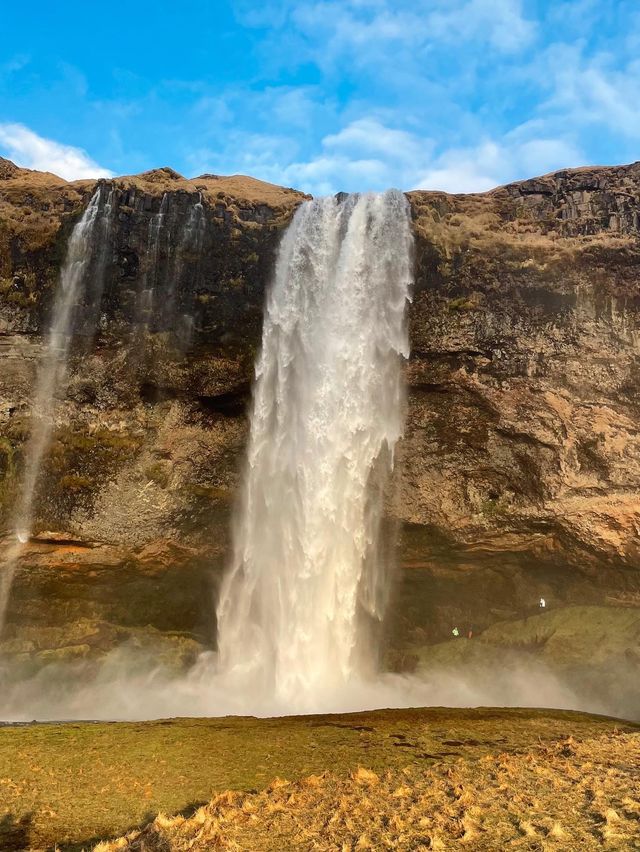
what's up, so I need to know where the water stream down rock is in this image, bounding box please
[0,161,639,718]
[217,191,413,707]
[0,186,114,631]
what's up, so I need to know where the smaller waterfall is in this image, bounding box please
[148,192,169,295]
[135,192,204,352]
[0,186,113,632]
[184,192,205,247]
[137,193,169,332]
[166,193,206,350]
[75,187,115,338]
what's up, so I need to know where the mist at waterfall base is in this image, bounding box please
[2,641,637,722]
[1,191,635,724]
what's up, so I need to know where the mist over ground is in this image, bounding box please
[1,642,637,723]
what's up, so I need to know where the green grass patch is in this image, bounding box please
[417,605,640,669]
[0,707,636,850]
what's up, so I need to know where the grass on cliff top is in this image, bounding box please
[0,706,637,851]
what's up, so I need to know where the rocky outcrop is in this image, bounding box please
[398,164,640,644]
[1,157,639,657]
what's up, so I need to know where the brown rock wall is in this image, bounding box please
[1,158,639,652]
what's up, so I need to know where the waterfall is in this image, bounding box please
[136,192,204,352]
[0,186,114,633]
[168,193,206,350]
[216,189,413,709]
[183,192,206,252]
[137,193,169,332]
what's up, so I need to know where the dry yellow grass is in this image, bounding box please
[0,158,306,265]
[116,168,307,211]
[97,729,640,851]
[1,708,633,850]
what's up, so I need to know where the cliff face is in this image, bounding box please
[398,164,640,645]
[1,157,639,661]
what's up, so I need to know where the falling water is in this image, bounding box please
[0,189,628,723]
[216,190,413,709]
[167,192,206,349]
[0,186,113,632]
[183,192,206,253]
[74,186,115,338]
[137,192,169,331]
[136,192,204,351]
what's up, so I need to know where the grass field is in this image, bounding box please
[0,707,638,850]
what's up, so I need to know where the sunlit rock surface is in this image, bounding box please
[1,157,639,669]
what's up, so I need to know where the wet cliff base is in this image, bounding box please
[0,707,637,851]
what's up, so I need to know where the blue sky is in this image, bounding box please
[0,0,638,194]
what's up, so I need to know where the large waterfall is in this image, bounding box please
[0,188,604,722]
[0,186,113,632]
[0,187,419,720]
[216,190,413,709]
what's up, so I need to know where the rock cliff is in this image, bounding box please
[1,157,639,662]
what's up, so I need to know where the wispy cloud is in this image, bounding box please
[0,123,113,180]
[428,0,536,53]
[323,119,431,165]
[0,54,30,80]
[242,0,536,68]
[188,117,431,195]
[1,1,637,192]
[416,135,584,193]
[189,113,582,197]
[540,46,640,139]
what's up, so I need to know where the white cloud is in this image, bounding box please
[417,158,499,194]
[0,123,113,179]
[275,118,433,194]
[515,137,583,177]
[416,135,584,193]
[268,87,321,128]
[190,111,584,197]
[323,118,431,164]
[276,119,582,195]
[428,0,536,53]
[0,54,30,80]
[542,49,640,139]
[257,118,431,194]
[293,1,424,50]
[244,0,535,75]
[187,116,427,195]
[281,155,393,196]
